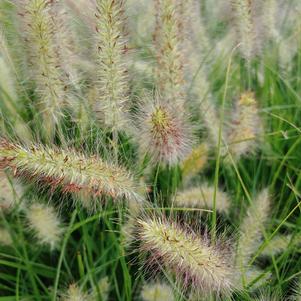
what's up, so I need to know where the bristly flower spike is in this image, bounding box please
[174,184,230,214]
[134,95,193,166]
[153,0,185,108]
[18,0,66,140]
[227,92,263,160]
[62,284,88,301]
[236,189,270,270]
[0,139,142,208]
[94,0,129,131]
[26,203,63,250]
[141,282,174,301]
[137,215,235,295]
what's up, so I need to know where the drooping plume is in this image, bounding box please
[0,139,142,207]
[137,215,234,295]
[95,0,129,130]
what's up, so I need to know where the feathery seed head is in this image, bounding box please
[141,282,174,301]
[18,0,66,139]
[0,172,24,211]
[181,143,208,182]
[261,234,292,257]
[0,227,13,246]
[174,184,230,213]
[26,203,63,250]
[97,276,110,300]
[227,92,262,160]
[0,139,142,208]
[236,188,271,268]
[137,215,235,295]
[62,284,88,301]
[154,0,185,107]
[231,0,256,60]
[94,0,129,130]
[135,97,193,165]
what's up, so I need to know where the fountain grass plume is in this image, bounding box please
[26,203,63,250]
[227,92,262,160]
[153,0,185,108]
[174,184,230,214]
[95,0,129,131]
[181,143,208,182]
[18,0,67,140]
[231,0,256,60]
[141,282,174,301]
[236,188,271,269]
[136,214,235,295]
[0,227,13,246]
[0,138,143,209]
[0,171,24,211]
[134,95,193,166]
[62,284,88,301]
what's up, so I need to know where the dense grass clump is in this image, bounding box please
[0,0,301,300]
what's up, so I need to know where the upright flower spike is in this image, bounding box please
[174,184,230,214]
[141,282,174,301]
[135,97,193,165]
[26,203,63,250]
[18,0,67,140]
[95,0,129,130]
[231,0,256,60]
[236,189,270,269]
[154,0,185,108]
[178,0,224,151]
[227,92,262,160]
[0,139,142,207]
[137,216,234,295]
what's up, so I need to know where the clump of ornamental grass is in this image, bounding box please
[18,0,67,140]
[136,214,235,296]
[0,172,24,211]
[231,0,256,60]
[0,227,13,246]
[26,203,64,250]
[141,282,174,301]
[181,143,208,182]
[0,139,142,208]
[61,284,88,301]
[174,184,230,214]
[94,0,129,131]
[236,189,271,274]
[134,96,193,165]
[227,92,262,160]
[153,0,185,108]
